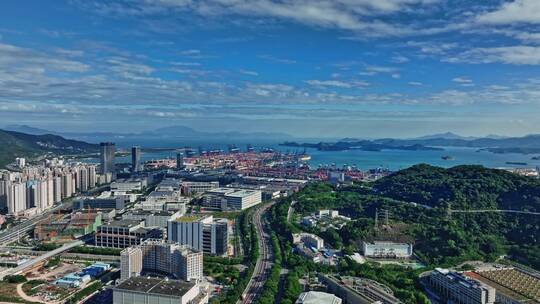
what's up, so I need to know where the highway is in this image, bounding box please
[0,203,66,246]
[239,202,275,304]
[449,209,540,215]
[0,240,83,279]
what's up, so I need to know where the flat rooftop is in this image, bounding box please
[115,277,195,297]
[174,214,211,223]
[469,268,540,301]
[226,189,260,198]
[100,219,142,228]
[126,210,175,216]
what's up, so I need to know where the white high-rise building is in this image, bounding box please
[7,182,26,215]
[62,173,73,199]
[168,215,229,256]
[120,240,203,282]
[53,176,62,203]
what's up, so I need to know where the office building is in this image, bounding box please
[181,181,219,195]
[168,215,228,256]
[428,268,496,304]
[131,146,141,173]
[295,291,342,304]
[176,153,185,170]
[95,220,162,248]
[113,277,207,304]
[100,142,116,174]
[362,241,413,259]
[74,196,125,210]
[203,188,262,211]
[120,239,203,282]
[111,178,146,193]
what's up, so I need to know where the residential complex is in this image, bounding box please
[0,163,99,216]
[120,239,203,282]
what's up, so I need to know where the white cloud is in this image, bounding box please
[77,0,446,37]
[452,77,473,84]
[305,79,369,88]
[408,81,423,86]
[448,46,540,65]
[258,54,297,64]
[240,69,259,76]
[476,0,540,24]
[391,55,409,63]
[180,49,201,55]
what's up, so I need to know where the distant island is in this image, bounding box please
[280,140,444,152]
[283,132,540,155]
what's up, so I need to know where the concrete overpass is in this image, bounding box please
[0,240,83,279]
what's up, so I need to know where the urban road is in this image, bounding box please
[239,202,275,304]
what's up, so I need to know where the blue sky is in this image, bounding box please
[1,0,540,138]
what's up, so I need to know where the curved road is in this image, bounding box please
[239,202,275,304]
[450,209,540,215]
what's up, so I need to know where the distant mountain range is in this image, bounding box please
[0,129,98,168]
[3,124,294,143]
[283,132,540,154]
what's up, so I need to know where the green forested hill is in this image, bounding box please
[275,165,540,270]
[374,164,540,212]
[0,129,98,168]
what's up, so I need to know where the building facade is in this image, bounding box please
[168,215,228,256]
[100,142,116,174]
[428,268,496,304]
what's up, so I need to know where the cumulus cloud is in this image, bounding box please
[447,46,540,65]
[305,79,369,88]
[240,69,259,76]
[476,0,540,25]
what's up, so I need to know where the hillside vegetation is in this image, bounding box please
[0,129,98,168]
[279,164,540,269]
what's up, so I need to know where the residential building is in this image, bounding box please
[120,239,203,282]
[293,233,325,250]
